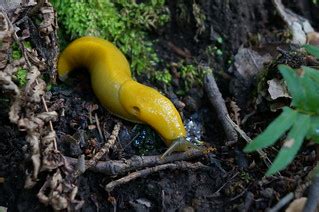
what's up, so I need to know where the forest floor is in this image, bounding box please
[1,0,319,211]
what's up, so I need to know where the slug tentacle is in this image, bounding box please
[161,138,201,158]
[57,36,192,154]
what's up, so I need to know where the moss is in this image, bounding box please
[15,68,28,87]
[177,63,210,95]
[154,68,172,84]
[51,0,169,76]
[23,41,32,49]
[192,2,206,41]
[11,42,22,60]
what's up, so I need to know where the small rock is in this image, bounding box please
[135,198,151,208]
[260,187,274,199]
[179,206,195,212]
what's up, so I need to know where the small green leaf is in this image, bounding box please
[307,116,319,143]
[302,66,319,84]
[279,65,307,109]
[266,113,310,176]
[299,74,319,113]
[304,44,319,59]
[244,107,298,152]
[298,66,319,113]
[309,161,319,178]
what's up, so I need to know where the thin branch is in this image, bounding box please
[95,113,104,142]
[212,171,239,195]
[225,115,272,168]
[66,149,205,176]
[105,161,210,192]
[204,73,238,143]
[73,122,122,178]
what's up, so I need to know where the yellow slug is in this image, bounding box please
[57,36,195,155]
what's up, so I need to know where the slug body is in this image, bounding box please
[58,36,189,152]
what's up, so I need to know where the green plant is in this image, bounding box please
[11,42,22,60]
[180,64,197,91]
[244,45,319,176]
[154,68,172,84]
[177,64,210,95]
[15,68,28,87]
[23,41,32,49]
[50,0,169,76]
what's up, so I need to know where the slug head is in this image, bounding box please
[119,80,186,144]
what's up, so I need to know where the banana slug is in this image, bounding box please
[57,36,196,155]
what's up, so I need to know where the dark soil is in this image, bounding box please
[1,0,319,211]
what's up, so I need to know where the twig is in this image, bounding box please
[212,171,239,195]
[73,122,122,178]
[267,192,294,212]
[225,115,272,168]
[88,122,121,167]
[105,161,210,192]
[95,113,104,142]
[204,73,238,143]
[167,42,192,59]
[229,188,248,202]
[66,149,205,176]
[303,175,319,212]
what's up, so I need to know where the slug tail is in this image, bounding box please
[57,55,72,81]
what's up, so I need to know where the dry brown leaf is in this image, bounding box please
[267,79,290,100]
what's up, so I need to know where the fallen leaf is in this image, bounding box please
[267,78,291,100]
